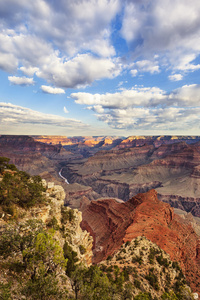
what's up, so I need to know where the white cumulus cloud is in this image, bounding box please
[71,83,200,131]
[8,76,35,86]
[168,74,183,81]
[41,85,65,94]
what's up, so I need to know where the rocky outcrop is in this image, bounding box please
[81,189,200,294]
[0,180,93,266]
[101,236,197,299]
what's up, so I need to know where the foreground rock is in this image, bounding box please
[81,189,200,294]
[100,236,197,299]
[0,180,93,299]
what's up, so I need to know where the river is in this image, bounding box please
[59,168,69,184]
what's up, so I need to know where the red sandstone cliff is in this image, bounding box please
[80,189,200,294]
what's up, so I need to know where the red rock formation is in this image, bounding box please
[81,190,200,294]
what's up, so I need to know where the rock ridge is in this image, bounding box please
[81,189,200,294]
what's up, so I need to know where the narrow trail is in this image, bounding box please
[59,168,69,184]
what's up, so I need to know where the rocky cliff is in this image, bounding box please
[0,180,93,266]
[80,189,200,294]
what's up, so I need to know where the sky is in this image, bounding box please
[1,0,200,137]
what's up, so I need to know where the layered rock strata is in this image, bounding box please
[80,189,200,293]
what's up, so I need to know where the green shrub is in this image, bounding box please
[61,207,75,224]
[106,255,112,260]
[156,255,169,267]
[132,255,143,265]
[47,216,59,230]
[134,292,152,300]
[0,162,46,211]
[63,242,78,276]
[134,279,141,289]
[145,271,159,290]
[79,244,86,255]
[125,241,131,247]
[0,282,11,300]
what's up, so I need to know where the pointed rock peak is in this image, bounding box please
[128,189,158,206]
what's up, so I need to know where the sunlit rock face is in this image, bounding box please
[81,189,200,294]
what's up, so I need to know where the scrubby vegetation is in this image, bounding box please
[0,157,46,217]
[0,158,196,299]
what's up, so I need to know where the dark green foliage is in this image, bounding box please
[61,206,75,224]
[106,255,112,260]
[124,266,135,274]
[0,159,46,212]
[79,245,86,255]
[161,291,179,299]
[63,241,78,276]
[71,264,131,300]
[0,157,12,174]
[121,248,126,253]
[116,254,123,261]
[47,216,59,230]
[148,247,160,264]
[156,255,169,267]
[145,271,159,290]
[134,292,152,299]
[0,220,44,258]
[132,255,143,265]
[134,279,141,289]
[172,261,181,271]
[125,241,131,247]
[134,239,139,246]
[8,261,25,273]
[0,220,67,300]
[0,282,11,300]
[22,268,68,300]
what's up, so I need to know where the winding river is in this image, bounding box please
[59,168,69,184]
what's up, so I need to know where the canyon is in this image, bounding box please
[1,135,200,217]
[1,135,200,297]
[64,138,200,217]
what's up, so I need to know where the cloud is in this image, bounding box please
[0,0,120,57]
[130,60,160,75]
[0,52,18,72]
[28,0,120,57]
[41,85,65,94]
[71,86,166,108]
[121,0,200,73]
[37,54,121,88]
[0,102,89,132]
[8,76,35,86]
[1,0,199,92]
[0,0,121,90]
[72,84,200,131]
[134,60,160,74]
[19,66,39,76]
[0,29,121,89]
[169,84,200,106]
[168,74,183,81]
[63,106,69,113]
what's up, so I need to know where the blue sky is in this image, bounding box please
[1,0,200,136]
